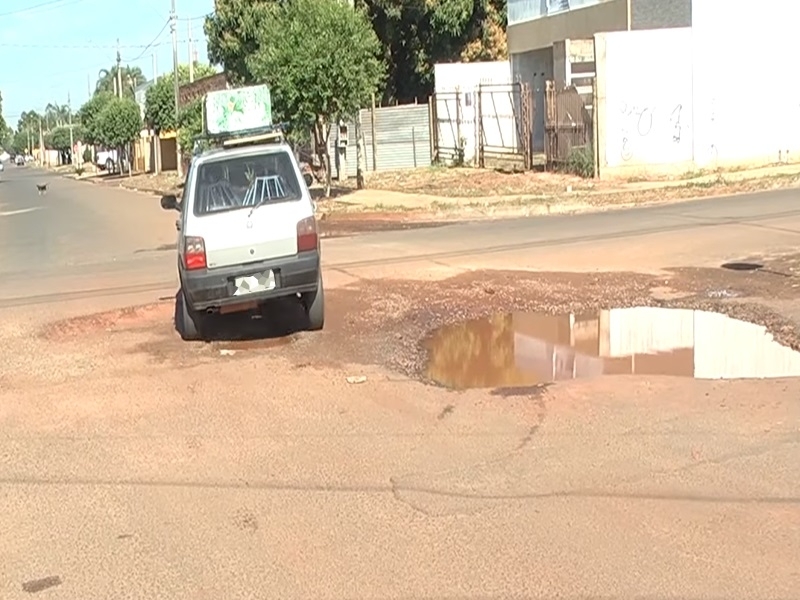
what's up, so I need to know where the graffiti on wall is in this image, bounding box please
[610,99,691,165]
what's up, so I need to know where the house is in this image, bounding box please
[507,0,691,151]
[132,79,179,172]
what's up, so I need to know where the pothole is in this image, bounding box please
[424,307,800,390]
[721,261,764,271]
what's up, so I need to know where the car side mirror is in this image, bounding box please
[160,194,179,211]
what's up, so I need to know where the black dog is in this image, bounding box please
[36,183,47,196]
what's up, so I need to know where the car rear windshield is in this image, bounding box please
[192,149,302,216]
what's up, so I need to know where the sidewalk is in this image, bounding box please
[69,161,800,221]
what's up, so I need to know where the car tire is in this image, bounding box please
[176,288,204,341]
[303,275,325,331]
[105,158,114,173]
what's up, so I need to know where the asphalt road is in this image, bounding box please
[2,166,800,599]
[2,164,800,310]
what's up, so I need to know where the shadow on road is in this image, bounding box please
[172,291,309,343]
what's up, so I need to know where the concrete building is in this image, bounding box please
[507,0,691,151]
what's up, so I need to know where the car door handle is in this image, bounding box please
[175,219,181,231]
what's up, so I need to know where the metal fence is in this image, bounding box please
[431,83,534,169]
[430,90,464,164]
[544,81,593,169]
[326,103,432,178]
[477,82,533,169]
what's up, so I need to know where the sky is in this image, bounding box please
[0,0,216,128]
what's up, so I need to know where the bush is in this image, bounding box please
[565,145,594,178]
[74,165,84,177]
[82,147,92,164]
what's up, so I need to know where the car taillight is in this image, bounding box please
[297,216,318,252]
[184,236,207,270]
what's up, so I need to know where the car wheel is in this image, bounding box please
[176,288,205,341]
[302,275,325,331]
[105,158,115,173]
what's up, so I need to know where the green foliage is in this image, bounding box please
[244,0,385,128]
[78,93,114,145]
[95,65,146,98]
[564,145,595,178]
[205,1,272,86]
[46,126,85,151]
[177,98,203,156]
[82,147,93,163]
[144,63,217,133]
[358,0,507,102]
[95,97,142,148]
[144,79,175,134]
[16,110,40,133]
[1,126,11,149]
[11,129,29,153]
[0,91,6,142]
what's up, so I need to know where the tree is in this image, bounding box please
[0,91,7,146]
[177,98,203,159]
[95,96,141,149]
[95,65,146,98]
[205,1,272,86]
[46,125,85,151]
[10,129,29,154]
[16,110,41,134]
[78,92,114,145]
[206,0,507,105]
[43,103,70,129]
[223,0,385,195]
[144,63,217,134]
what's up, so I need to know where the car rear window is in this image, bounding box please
[192,149,303,216]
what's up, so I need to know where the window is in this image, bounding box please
[192,149,302,216]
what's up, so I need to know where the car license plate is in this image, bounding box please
[233,270,276,296]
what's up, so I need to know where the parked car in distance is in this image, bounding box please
[95,149,118,172]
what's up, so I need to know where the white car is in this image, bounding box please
[160,128,323,341]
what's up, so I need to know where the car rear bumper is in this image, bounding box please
[181,250,320,311]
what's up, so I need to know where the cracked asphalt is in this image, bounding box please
[1,166,799,599]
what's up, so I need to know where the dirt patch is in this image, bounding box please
[39,252,800,387]
[41,301,173,341]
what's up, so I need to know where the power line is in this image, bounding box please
[0,38,195,50]
[178,12,213,21]
[0,41,170,50]
[0,0,86,18]
[121,18,171,62]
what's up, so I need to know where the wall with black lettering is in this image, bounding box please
[630,0,691,30]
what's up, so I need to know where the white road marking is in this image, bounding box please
[0,207,44,217]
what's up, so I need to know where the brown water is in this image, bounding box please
[424,307,800,390]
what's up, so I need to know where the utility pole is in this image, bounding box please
[116,40,122,97]
[68,92,75,166]
[188,20,194,83]
[38,118,44,167]
[152,53,158,83]
[171,0,183,178]
[87,73,91,97]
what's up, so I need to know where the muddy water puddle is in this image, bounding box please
[425,307,800,390]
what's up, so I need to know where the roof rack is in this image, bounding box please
[192,122,290,156]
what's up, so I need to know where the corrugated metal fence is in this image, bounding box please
[327,103,432,178]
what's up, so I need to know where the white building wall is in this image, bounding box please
[596,28,694,172]
[595,0,800,178]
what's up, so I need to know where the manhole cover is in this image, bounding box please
[721,262,763,271]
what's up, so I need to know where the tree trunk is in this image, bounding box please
[313,116,331,198]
